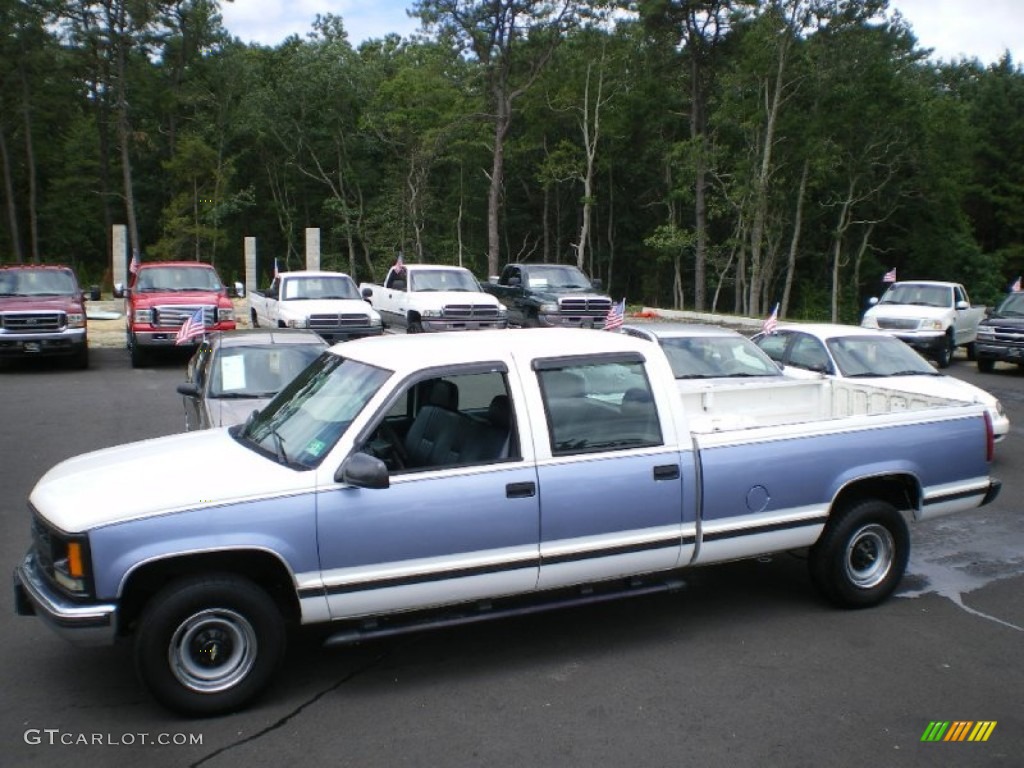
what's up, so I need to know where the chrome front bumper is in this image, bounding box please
[13,554,117,646]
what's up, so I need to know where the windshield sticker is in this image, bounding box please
[221,355,247,391]
[528,278,549,287]
[306,439,327,458]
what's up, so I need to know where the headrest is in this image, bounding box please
[487,394,511,429]
[427,379,459,410]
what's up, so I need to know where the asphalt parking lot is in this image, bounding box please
[1,346,1021,768]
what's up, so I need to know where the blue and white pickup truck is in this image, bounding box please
[13,329,1000,716]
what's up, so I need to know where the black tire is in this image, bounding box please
[71,345,89,370]
[129,335,148,368]
[134,574,286,717]
[250,309,259,328]
[809,499,909,609]
[407,319,424,334]
[977,357,995,373]
[966,342,977,361]
[934,333,954,368]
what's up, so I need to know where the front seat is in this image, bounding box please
[403,380,460,468]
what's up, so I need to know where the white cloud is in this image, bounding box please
[889,0,1022,64]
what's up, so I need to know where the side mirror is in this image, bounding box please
[867,297,879,306]
[335,452,389,489]
[176,383,200,398]
[234,281,246,298]
[361,286,374,299]
[955,300,969,310]
[591,278,603,290]
[113,283,125,299]
[87,286,100,301]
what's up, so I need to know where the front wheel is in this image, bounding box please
[977,357,995,373]
[129,335,148,368]
[407,319,424,334]
[809,499,909,609]
[934,333,955,368]
[134,574,286,717]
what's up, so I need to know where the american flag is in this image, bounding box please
[394,253,405,274]
[603,298,626,331]
[1012,276,1022,293]
[762,302,780,334]
[883,268,897,283]
[273,258,280,278]
[175,307,206,346]
[129,251,140,276]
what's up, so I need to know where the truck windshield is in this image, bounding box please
[523,265,591,290]
[878,284,951,308]
[993,293,1024,318]
[0,269,77,296]
[283,275,361,300]
[409,269,479,292]
[236,352,391,469]
[135,266,222,292]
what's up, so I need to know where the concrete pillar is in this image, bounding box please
[111,225,128,289]
[305,228,321,271]
[244,237,257,296]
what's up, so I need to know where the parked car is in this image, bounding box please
[621,323,784,382]
[0,263,91,368]
[176,329,328,431]
[752,323,1009,441]
[483,262,612,328]
[974,291,1024,372]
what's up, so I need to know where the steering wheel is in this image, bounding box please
[378,421,408,469]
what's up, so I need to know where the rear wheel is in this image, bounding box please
[809,499,909,608]
[407,319,424,334]
[977,357,995,373]
[134,574,286,717]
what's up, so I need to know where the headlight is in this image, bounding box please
[977,327,995,339]
[421,309,443,319]
[132,308,153,323]
[369,315,382,327]
[924,319,944,330]
[286,318,309,328]
[218,307,235,322]
[67,312,85,328]
[495,306,508,317]
[860,317,878,329]
[540,303,559,314]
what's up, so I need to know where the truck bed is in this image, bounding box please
[679,377,967,433]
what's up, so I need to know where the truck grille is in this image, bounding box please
[309,313,372,330]
[558,297,613,315]
[441,304,502,319]
[1,311,64,333]
[875,317,919,331]
[29,511,55,577]
[152,305,214,328]
[981,325,1024,343]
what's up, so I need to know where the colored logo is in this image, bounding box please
[921,721,997,742]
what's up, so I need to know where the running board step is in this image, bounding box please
[323,576,687,648]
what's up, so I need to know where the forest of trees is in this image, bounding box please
[2,0,1023,323]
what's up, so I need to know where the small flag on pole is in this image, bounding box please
[762,302,779,334]
[129,251,140,276]
[603,298,626,331]
[175,307,206,346]
[883,268,897,283]
[1011,276,1021,293]
[394,253,405,274]
[273,258,280,278]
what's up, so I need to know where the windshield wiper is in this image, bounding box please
[270,426,289,465]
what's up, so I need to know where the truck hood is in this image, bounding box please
[409,291,503,309]
[0,295,81,312]
[208,396,272,428]
[30,429,314,533]
[283,298,380,317]
[530,287,607,303]
[131,290,227,307]
[864,303,950,320]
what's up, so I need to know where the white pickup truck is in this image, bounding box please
[249,270,382,344]
[861,280,985,368]
[359,263,507,333]
[14,329,1000,716]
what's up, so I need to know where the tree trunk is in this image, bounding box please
[781,158,810,318]
[0,128,23,262]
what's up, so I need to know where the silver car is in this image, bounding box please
[176,329,328,430]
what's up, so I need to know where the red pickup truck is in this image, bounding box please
[0,264,90,368]
[115,261,237,367]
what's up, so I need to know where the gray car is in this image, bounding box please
[176,328,328,430]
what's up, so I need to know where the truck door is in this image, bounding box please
[532,355,687,590]
[315,364,541,619]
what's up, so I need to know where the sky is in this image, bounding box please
[219,0,1023,65]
